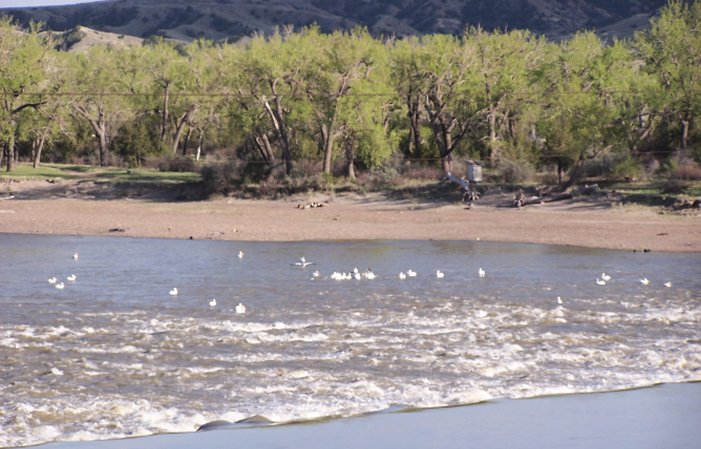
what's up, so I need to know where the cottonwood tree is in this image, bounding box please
[138,39,202,155]
[61,46,133,166]
[535,32,637,185]
[186,41,225,160]
[390,37,429,161]
[227,30,306,176]
[635,0,701,160]
[419,34,483,173]
[297,28,376,175]
[0,17,51,171]
[470,28,547,166]
[336,37,395,178]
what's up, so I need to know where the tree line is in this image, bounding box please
[1,0,699,186]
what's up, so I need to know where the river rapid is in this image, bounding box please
[1,235,699,447]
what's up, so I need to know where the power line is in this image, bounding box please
[4,88,652,99]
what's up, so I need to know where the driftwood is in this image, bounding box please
[513,191,574,208]
[545,192,574,203]
[443,172,470,190]
[673,199,701,211]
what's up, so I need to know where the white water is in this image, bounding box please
[1,236,699,447]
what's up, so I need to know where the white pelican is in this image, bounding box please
[48,277,57,284]
[601,273,611,281]
[235,302,247,314]
[169,287,178,296]
[364,269,376,280]
[640,278,650,285]
[238,251,245,259]
[399,272,407,280]
[436,270,445,279]
[312,270,320,278]
[664,281,672,288]
[293,257,314,268]
[55,282,65,290]
[596,278,606,286]
[72,253,79,260]
[478,268,486,278]
[557,296,563,305]
[66,274,77,282]
[407,269,417,277]
[209,298,217,307]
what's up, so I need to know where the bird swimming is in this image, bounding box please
[664,281,672,288]
[238,251,244,259]
[398,272,407,280]
[48,277,57,284]
[235,302,247,314]
[169,288,178,296]
[478,268,486,278]
[407,269,417,277]
[66,274,77,282]
[640,278,650,285]
[72,253,79,260]
[55,282,65,290]
[436,270,444,279]
[209,298,217,307]
[596,278,606,285]
[601,273,611,281]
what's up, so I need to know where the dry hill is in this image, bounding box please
[2,0,668,42]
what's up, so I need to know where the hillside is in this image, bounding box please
[2,0,668,42]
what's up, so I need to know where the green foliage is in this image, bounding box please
[634,0,701,158]
[2,2,701,188]
[111,117,160,167]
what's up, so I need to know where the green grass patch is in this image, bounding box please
[0,164,84,180]
[0,163,201,185]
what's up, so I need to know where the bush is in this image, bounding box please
[671,161,701,180]
[579,153,644,180]
[156,156,197,173]
[200,162,240,196]
[661,179,689,194]
[496,158,535,183]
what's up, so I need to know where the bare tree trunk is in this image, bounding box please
[182,126,192,156]
[322,114,338,175]
[262,79,294,176]
[171,108,194,155]
[160,83,170,144]
[679,116,689,161]
[73,105,110,166]
[441,131,453,173]
[407,95,422,159]
[6,129,16,172]
[32,130,48,169]
[488,106,498,166]
[254,133,276,168]
[195,129,204,161]
[344,133,355,179]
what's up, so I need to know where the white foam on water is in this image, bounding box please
[2,245,701,448]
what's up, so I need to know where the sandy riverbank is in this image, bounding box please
[1,190,699,252]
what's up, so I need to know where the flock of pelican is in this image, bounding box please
[595,272,671,288]
[46,252,79,291]
[48,251,674,315]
